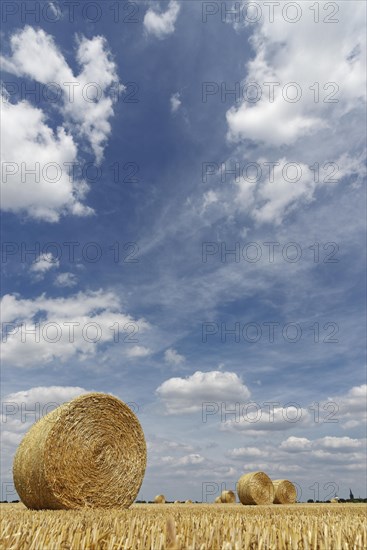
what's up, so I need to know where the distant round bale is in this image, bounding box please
[214,496,222,503]
[237,472,274,505]
[272,479,297,504]
[13,393,146,510]
[185,500,193,504]
[154,494,166,504]
[221,490,236,503]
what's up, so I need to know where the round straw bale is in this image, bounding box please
[221,490,236,503]
[13,393,146,510]
[272,479,297,504]
[154,494,166,503]
[214,496,222,503]
[237,472,274,505]
[185,499,193,504]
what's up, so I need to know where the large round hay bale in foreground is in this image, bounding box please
[272,479,297,504]
[237,472,274,505]
[13,393,146,510]
[221,490,236,503]
[154,494,166,503]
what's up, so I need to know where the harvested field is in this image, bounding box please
[0,502,366,549]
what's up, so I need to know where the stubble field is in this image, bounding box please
[0,502,366,549]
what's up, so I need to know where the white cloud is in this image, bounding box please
[1,290,150,367]
[1,94,93,222]
[126,345,152,358]
[280,435,365,454]
[2,26,121,163]
[164,347,185,366]
[54,272,78,287]
[202,190,219,212]
[48,2,59,18]
[144,1,181,39]
[227,2,366,147]
[280,436,312,452]
[328,384,367,429]
[233,154,366,225]
[30,253,59,277]
[161,453,205,468]
[223,3,366,226]
[156,370,251,414]
[1,26,121,221]
[170,92,182,113]
[227,446,265,458]
[222,405,312,433]
[147,437,195,455]
[317,436,363,451]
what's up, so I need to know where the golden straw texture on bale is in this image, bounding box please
[221,490,236,503]
[13,393,146,510]
[273,479,297,504]
[237,472,274,505]
[214,496,222,503]
[154,495,166,504]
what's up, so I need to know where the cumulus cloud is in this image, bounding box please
[144,1,181,39]
[227,446,265,458]
[147,437,195,455]
[156,370,251,414]
[1,26,121,221]
[202,190,219,212]
[1,290,150,367]
[126,345,152,358]
[30,253,59,278]
[232,154,366,225]
[162,453,205,466]
[328,384,367,429]
[164,347,185,366]
[280,435,365,454]
[280,436,313,452]
[222,404,312,433]
[224,3,367,225]
[317,436,364,451]
[1,94,93,222]
[54,272,78,287]
[2,26,121,163]
[170,92,181,113]
[226,3,366,146]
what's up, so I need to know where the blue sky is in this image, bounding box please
[1,0,366,503]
